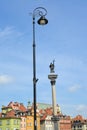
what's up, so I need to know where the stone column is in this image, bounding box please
[48,74,57,115]
[48,61,59,130]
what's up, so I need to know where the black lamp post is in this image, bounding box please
[32,7,48,130]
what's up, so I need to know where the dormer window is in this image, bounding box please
[2,113,6,117]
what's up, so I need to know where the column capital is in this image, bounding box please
[48,74,58,80]
[51,80,56,85]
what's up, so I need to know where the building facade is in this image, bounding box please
[26,115,40,130]
[40,107,71,130]
[40,115,54,130]
[59,116,71,130]
[0,102,40,130]
[0,117,21,130]
[71,115,87,130]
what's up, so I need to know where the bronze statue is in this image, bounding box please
[49,60,55,73]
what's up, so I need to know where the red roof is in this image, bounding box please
[6,110,16,117]
[8,102,27,112]
[72,115,87,123]
[40,107,53,120]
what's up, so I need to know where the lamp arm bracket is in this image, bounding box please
[33,7,47,18]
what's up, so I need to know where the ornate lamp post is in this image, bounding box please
[32,7,48,130]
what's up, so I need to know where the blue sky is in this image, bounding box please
[0,0,87,118]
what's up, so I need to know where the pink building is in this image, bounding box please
[20,116,26,130]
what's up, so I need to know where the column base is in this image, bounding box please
[51,115,59,122]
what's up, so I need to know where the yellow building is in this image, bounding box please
[26,108,40,130]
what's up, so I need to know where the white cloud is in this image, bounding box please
[0,27,13,37]
[0,75,14,84]
[68,84,81,92]
[60,104,87,118]
[76,104,87,118]
[0,26,23,39]
[76,105,87,112]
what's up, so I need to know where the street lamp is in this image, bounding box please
[32,7,48,130]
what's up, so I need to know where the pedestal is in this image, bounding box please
[51,116,59,130]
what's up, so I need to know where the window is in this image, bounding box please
[7,120,10,125]
[14,120,16,125]
[28,123,32,126]
[29,123,32,126]
[21,124,22,128]
[17,120,19,125]
[14,120,18,125]
[24,118,26,122]
[80,125,82,128]
[24,124,26,128]
[14,128,19,130]
[6,128,10,130]
[0,121,2,126]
